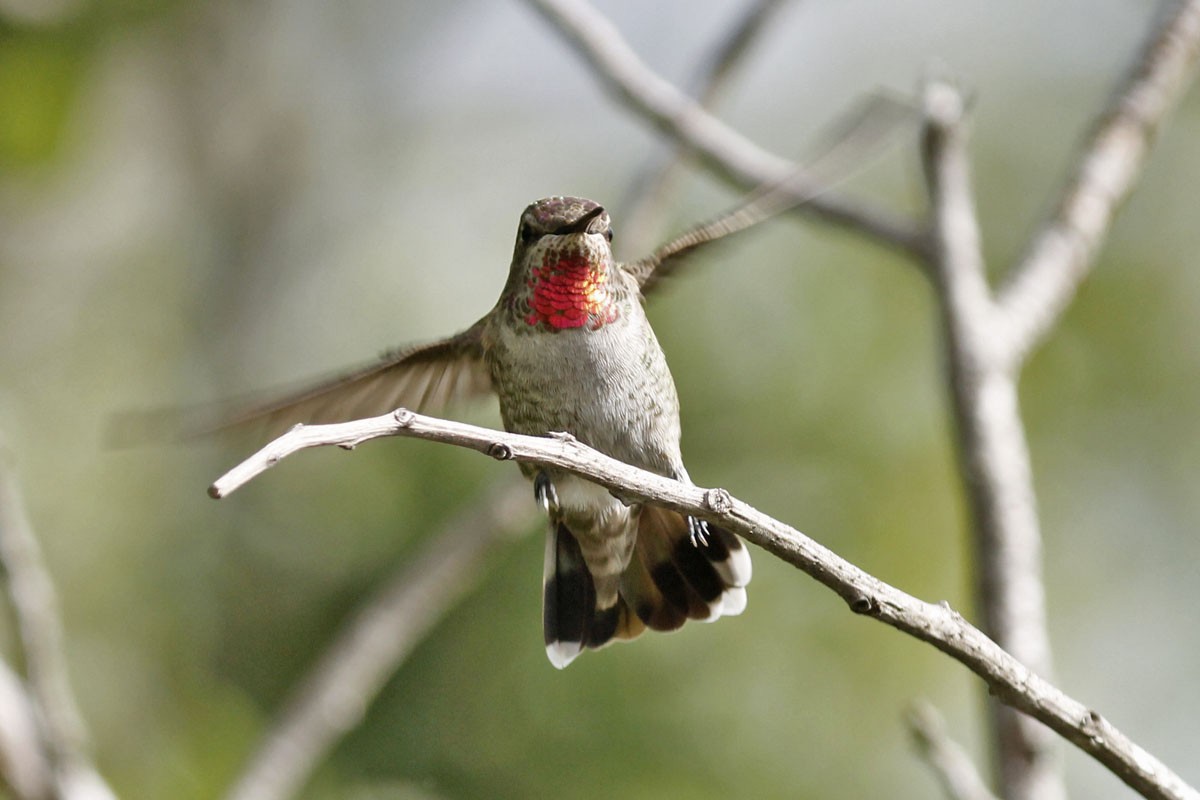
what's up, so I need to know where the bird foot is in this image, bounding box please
[534,471,560,515]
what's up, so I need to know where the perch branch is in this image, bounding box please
[523,0,927,257]
[224,478,534,800]
[211,409,1199,800]
[0,452,115,800]
[997,0,1200,366]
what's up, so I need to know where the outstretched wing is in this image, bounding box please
[626,91,918,294]
[210,322,492,437]
[111,322,493,444]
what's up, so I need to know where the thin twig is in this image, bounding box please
[210,408,1200,800]
[0,452,116,800]
[620,0,791,254]
[907,699,1000,800]
[223,478,534,800]
[997,0,1200,366]
[688,0,790,109]
[524,0,927,257]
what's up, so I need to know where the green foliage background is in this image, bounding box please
[0,1,1197,798]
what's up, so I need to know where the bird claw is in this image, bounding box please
[687,516,710,548]
[534,472,559,514]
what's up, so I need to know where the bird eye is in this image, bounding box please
[520,224,540,244]
[604,227,614,243]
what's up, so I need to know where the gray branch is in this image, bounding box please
[997,0,1200,366]
[209,408,1200,800]
[921,82,1065,800]
[920,2,1200,796]
[907,700,1000,800]
[0,452,116,800]
[223,477,534,800]
[0,658,52,800]
[620,0,791,254]
[523,0,926,257]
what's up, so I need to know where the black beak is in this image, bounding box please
[560,205,606,235]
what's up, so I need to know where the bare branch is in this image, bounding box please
[0,658,52,800]
[0,452,116,800]
[620,0,791,253]
[907,700,1000,800]
[921,81,1065,800]
[689,0,790,109]
[523,0,926,257]
[210,409,1199,800]
[224,477,532,800]
[921,82,997,348]
[997,0,1200,365]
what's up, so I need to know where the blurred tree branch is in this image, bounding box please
[907,700,1000,800]
[997,0,1200,366]
[920,2,1200,797]
[0,658,52,800]
[619,0,792,253]
[224,478,534,800]
[921,79,1066,800]
[0,453,116,800]
[210,408,1199,800]
[523,0,928,258]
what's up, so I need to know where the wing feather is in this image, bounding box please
[627,91,917,293]
[114,322,496,443]
[219,323,491,436]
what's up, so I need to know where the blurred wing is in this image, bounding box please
[214,323,492,437]
[626,91,918,294]
[114,323,495,444]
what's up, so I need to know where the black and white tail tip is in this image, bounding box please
[542,507,751,669]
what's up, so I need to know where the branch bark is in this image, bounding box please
[210,409,1200,800]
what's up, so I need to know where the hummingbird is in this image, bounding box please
[212,193,788,668]
[156,93,915,667]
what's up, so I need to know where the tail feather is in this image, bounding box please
[542,521,591,669]
[542,504,752,668]
[618,541,688,632]
[610,600,647,641]
[703,525,753,588]
[640,506,749,623]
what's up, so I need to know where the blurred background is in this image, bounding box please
[1,0,1198,797]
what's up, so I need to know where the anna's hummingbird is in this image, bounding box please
[211,194,790,668]
[123,93,913,667]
